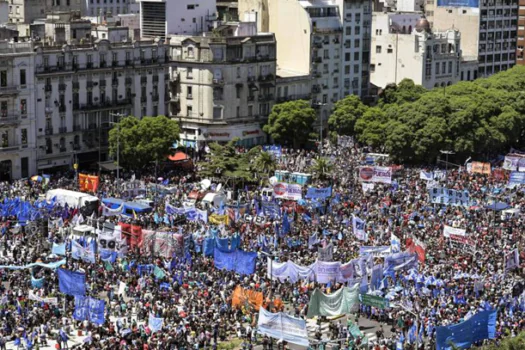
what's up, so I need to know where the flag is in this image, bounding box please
[282,214,290,235]
[505,248,520,271]
[391,234,401,253]
[133,210,138,220]
[59,329,69,342]
[352,215,367,241]
[153,266,166,279]
[148,313,164,333]
[308,233,319,249]
[58,268,86,296]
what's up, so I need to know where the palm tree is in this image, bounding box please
[253,151,277,178]
[310,157,333,181]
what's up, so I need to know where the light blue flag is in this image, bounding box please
[148,313,163,333]
[52,243,66,256]
[31,276,45,289]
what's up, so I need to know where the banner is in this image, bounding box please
[505,249,520,271]
[79,174,100,192]
[306,284,360,318]
[359,166,392,184]
[28,291,58,305]
[362,183,375,193]
[509,171,525,187]
[503,155,525,171]
[361,294,389,309]
[437,0,478,7]
[31,276,45,289]
[429,188,470,207]
[209,214,229,225]
[267,259,314,283]
[58,268,86,296]
[273,183,302,200]
[73,296,105,325]
[406,237,426,263]
[262,145,282,158]
[391,234,401,253]
[352,215,367,241]
[314,261,341,284]
[359,246,391,257]
[384,253,418,274]
[318,243,334,262]
[443,225,467,237]
[436,310,497,350]
[214,249,257,275]
[257,308,309,347]
[262,202,280,218]
[470,162,491,175]
[370,264,383,291]
[306,186,332,200]
[419,171,434,181]
[0,259,66,270]
[140,231,184,258]
[71,241,95,264]
[52,243,66,256]
[231,285,264,311]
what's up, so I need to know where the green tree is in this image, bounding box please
[473,331,525,349]
[379,79,427,106]
[328,95,368,136]
[354,107,387,148]
[309,157,333,181]
[108,115,180,170]
[199,139,261,183]
[263,100,317,148]
[253,151,277,179]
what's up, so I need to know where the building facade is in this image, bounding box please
[168,24,276,149]
[371,13,463,89]
[275,69,312,103]
[33,39,169,172]
[425,0,518,76]
[517,0,525,64]
[138,0,217,40]
[82,0,138,18]
[0,41,37,181]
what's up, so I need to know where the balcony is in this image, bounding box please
[0,143,21,152]
[73,82,79,90]
[59,147,67,153]
[141,77,147,85]
[59,83,67,91]
[152,94,159,102]
[73,124,82,131]
[125,59,133,66]
[112,78,119,86]
[112,61,119,67]
[45,85,52,92]
[45,127,54,135]
[258,94,274,102]
[248,95,255,101]
[170,96,180,103]
[0,85,20,95]
[59,105,66,113]
[86,81,93,89]
[0,114,20,126]
[141,96,147,103]
[59,126,67,133]
[100,61,107,68]
[312,85,321,93]
[73,144,81,151]
[78,98,132,111]
[99,80,106,88]
[258,74,274,82]
[86,62,93,69]
[313,57,323,63]
[153,76,159,84]
[125,77,133,85]
[73,103,80,110]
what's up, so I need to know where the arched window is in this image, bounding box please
[408,25,412,33]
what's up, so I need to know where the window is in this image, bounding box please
[442,62,446,74]
[187,86,193,98]
[187,67,193,79]
[435,62,440,74]
[187,47,194,58]
[345,53,351,62]
[375,45,382,54]
[448,61,452,74]
[0,101,7,117]
[236,67,241,78]
[236,106,240,117]
[322,94,327,104]
[236,86,241,98]
[354,39,360,48]
[20,99,27,115]
[323,49,329,59]
[187,4,195,9]
[387,48,393,53]
[370,64,375,72]
[20,69,26,86]
[345,65,350,74]
[354,52,359,60]
[354,65,359,73]
[346,26,352,35]
[187,105,193,117]
[247,104,254,117]
[0,71,6,87]
[354,26,360,35]
[213,107,222,119]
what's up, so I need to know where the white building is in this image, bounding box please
[371,13,462,89]
[0,41,37,180]
[275,68,312,103]
[33,39,169,172]
[167,22,276,149]
[138,0,217,39]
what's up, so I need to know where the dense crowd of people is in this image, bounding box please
[0,142,523,350]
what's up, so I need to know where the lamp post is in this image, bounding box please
[314,102,327,155]
[109,113,125,183]
[439,150,455,182]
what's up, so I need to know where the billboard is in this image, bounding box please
[437,0,479,7]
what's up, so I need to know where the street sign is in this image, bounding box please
[360,294,389,309]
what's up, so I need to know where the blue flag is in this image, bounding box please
[52,243,66,256]
[203,237,215,256]
[31,276,44,289]
[213,249,257,275]
[73,296,105,325]
[148,313,164,333]
[282,214,290,235]
[58,268,86,296]
[436,310,497,350]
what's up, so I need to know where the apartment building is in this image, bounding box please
[0,41,37,181]
[138,0,217,40]
[168,23,276,149]
[275,69,312,103]
[517,0,524,63]
[33,39,168,172]
[371,13,463,89]
[239,0,372,134]
[425,0,518,76]
[82,0,139,18]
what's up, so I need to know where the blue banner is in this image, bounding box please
[437,0,478,7]
[148,313,164,333]
[73,296,105,325]
[509,171,525,186]
[203,237,215,256]
[0,259,66,270]
[436,310,497,350]
[262,202,280,218]
[428,188,471,207]
[58,268,86,296]
[384,253,418,274]
[306,186,332,200]
[214,249,257,275]
[215,237,230,251]
[262,145,282,158]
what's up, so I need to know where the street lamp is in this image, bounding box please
[314,102,327,155]
[439,150,455,180]
[109,113,125,183]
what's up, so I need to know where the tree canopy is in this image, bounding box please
[331,66,525,163]
[108,115,180,170]
[328,95,368,136]
[263,100,317,148]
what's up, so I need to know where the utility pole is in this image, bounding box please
[439,150,455,183]
[109,113,125,183]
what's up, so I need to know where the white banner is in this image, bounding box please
[352,215,367,241]
[318,243,334,262]
[420,171,433,181]
[273,183,302,200]
[359,166,392,184]
[505,249,520,271]
[362,183,375,193]
[443,225,467,237]
[28,291,58,305]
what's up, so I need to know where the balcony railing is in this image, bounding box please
[0,114,20,125]
[45,127,54,135]
[78,98,132,111]
[0,143,21,151]
[0,85,20,95]
[59,126,67,133]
